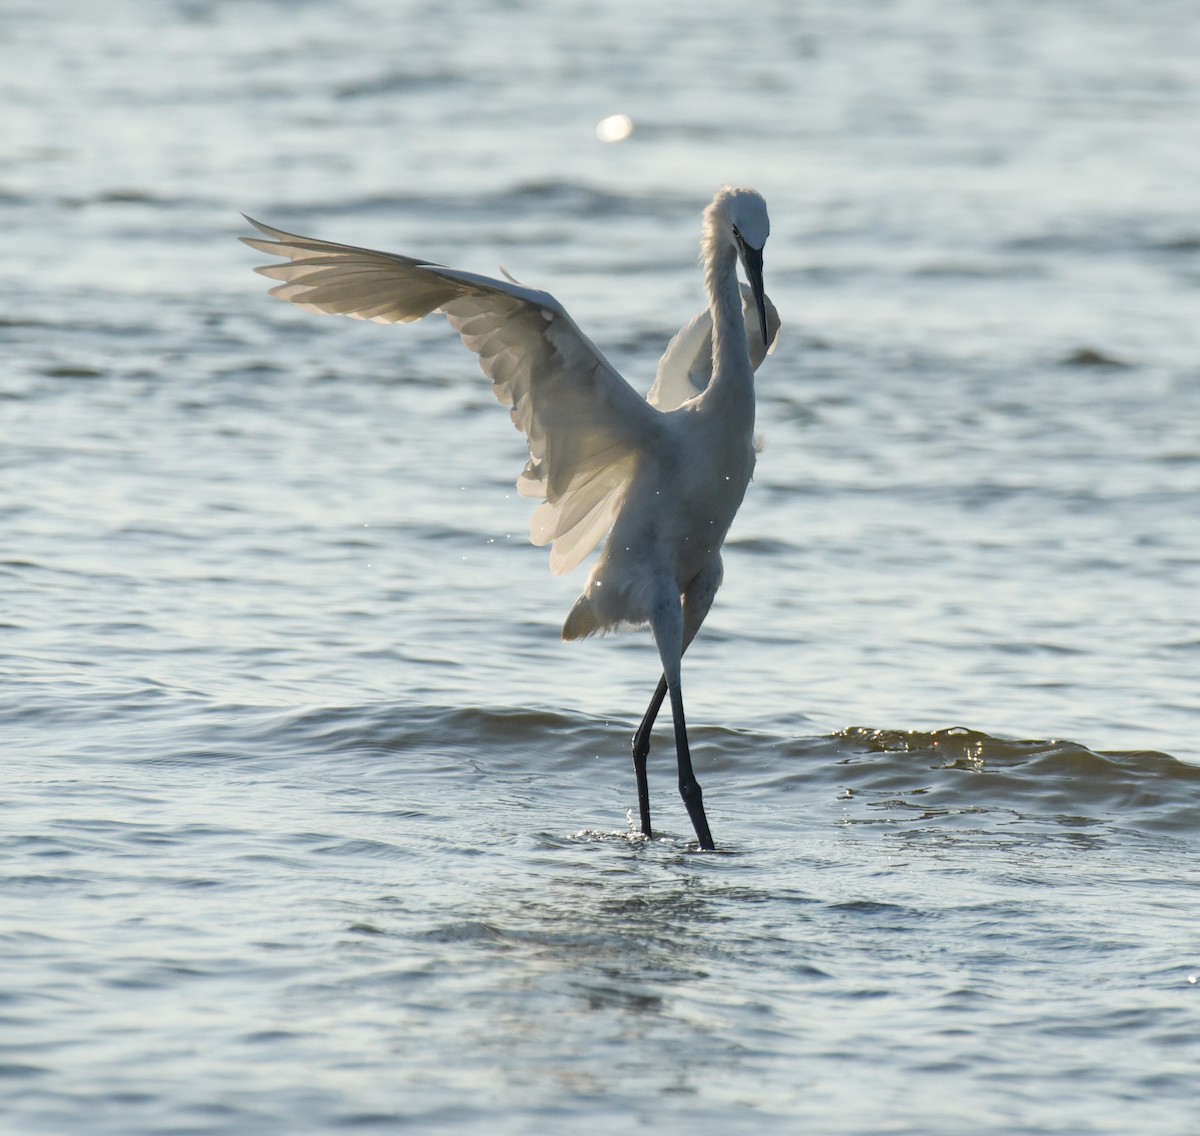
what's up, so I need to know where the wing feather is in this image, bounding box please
[648,282,781,411]
[242,217,661,573]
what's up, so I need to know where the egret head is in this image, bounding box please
[707,187,771,343]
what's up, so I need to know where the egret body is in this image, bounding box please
[242,187,776,849]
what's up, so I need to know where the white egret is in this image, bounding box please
[241,186,777,849]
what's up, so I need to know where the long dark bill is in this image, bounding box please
[742,244,768,344]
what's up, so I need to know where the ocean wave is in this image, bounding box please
[142,702,1200,843]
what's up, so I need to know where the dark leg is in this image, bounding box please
[668,680,714,850]
[631,676,668,838]
[645,569,720,850]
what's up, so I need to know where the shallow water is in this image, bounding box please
[3,0,1200,1132]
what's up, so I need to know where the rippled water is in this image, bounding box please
[4,0,1200,1132]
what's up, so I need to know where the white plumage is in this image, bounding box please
[242,186,776,849]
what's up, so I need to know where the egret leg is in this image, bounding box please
[667,678,714,851]
[631,676,668,838]
[634,559,723,846]
[648,583,716,851]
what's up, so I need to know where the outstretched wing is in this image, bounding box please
[647,282,781,411]
[242,217,662,575]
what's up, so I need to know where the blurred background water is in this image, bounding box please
[2,0,1199,1133]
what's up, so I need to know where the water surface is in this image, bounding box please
[3,1,1199,1132]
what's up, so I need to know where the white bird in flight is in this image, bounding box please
[242,186,778,849]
